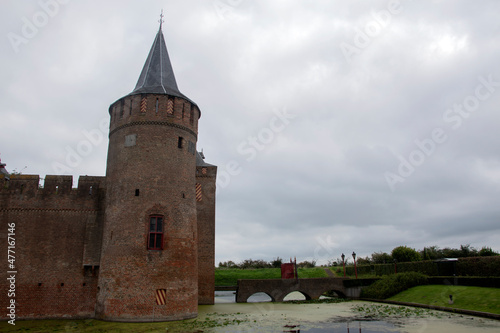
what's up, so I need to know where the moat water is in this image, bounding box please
[2,292,499,332]
[202,291,500,333]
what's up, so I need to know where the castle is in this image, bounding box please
[1,23,217,322]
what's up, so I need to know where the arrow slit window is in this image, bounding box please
[148,215,164,250]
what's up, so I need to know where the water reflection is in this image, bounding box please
[214,290,236,303]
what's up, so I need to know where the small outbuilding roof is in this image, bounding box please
[0,161,10,180]
[196,151,215,167]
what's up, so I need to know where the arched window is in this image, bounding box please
[148,215,164,250]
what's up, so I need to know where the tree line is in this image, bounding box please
[218,244,498,269]
[334,244,499,266]
[218,257,317,269]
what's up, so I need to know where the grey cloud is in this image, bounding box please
[1,0,499,264]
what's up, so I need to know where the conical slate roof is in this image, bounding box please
[129,25,192,103]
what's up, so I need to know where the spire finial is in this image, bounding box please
[159,9,164,30]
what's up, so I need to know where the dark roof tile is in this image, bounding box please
[129,26,194,105]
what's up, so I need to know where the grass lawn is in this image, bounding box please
[215,267,328,286]
[388,285,500,315]
[0,319,174,332]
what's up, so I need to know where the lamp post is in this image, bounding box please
[341,253,346,277]
[352,251,357,279]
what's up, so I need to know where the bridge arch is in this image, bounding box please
[321,288,347,299]
[246,291,275,303]
[236,278,353,303]
[283,290,312,301]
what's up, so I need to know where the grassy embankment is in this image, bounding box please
[388,284,500,315]
[360,272,500,315]
[215,267,328,286]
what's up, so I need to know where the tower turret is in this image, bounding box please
[96,23,201,322]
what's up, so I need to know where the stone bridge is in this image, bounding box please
[236,278,362,303]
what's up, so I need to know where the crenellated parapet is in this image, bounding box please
[108,94,200,139]
[1,174,39,195]
[0,174,105,199]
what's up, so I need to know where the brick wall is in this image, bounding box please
[196,165,217,305]
[0,91,216,322]
[0,175,104,319]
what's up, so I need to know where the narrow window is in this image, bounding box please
[55,185,59,194]
[129,99,133,116]
[84,265,93,277]
[148,216,164,250]
[155,98,159,114]
[135,189,140,196]
[182,103,185,119]
[190,105,194,124]
[89,185,93,195]
[178,137,183,149]
[120,100,125,118]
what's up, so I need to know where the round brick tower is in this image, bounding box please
[96,24,201,322]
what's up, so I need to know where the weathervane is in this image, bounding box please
[159,9,165,30]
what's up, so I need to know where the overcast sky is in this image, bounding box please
[1,0,500,265]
